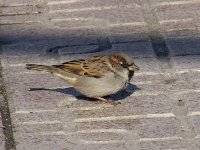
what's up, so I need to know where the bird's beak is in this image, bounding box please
[128,64,139,71]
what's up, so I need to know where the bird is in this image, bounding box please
[26,53,139,105]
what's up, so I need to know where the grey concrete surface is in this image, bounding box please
[0,0,200,150]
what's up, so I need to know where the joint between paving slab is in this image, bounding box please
[138,0,177,85]
[164,91,199,150]
[138,0,170,60]
[0,65,16,149]
[46,41,112,55]
[0,44,16,150]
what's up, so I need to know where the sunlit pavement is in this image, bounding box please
[0,0,200,150]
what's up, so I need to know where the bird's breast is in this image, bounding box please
[74,73,128,97]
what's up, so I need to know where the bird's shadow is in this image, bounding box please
[29,83,141,102]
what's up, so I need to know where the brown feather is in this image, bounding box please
[53,56,111,78]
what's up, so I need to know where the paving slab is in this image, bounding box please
[0,0,200,150]
[2,42,200,150]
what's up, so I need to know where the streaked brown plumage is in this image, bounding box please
[26,53,139,105]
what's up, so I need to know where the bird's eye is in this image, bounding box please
[120,61,129,68]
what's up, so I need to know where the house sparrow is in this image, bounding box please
[26,53,139,105]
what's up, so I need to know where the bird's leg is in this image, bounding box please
[94,97,120,106]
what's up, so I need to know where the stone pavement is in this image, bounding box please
[0,0,200,149]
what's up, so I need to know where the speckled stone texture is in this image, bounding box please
[0,0,200,150]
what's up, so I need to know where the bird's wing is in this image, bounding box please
[53,55,111,78]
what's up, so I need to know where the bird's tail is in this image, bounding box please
[26,64,77,84]
[26,64,57,73]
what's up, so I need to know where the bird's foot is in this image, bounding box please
[95,97,121,106]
